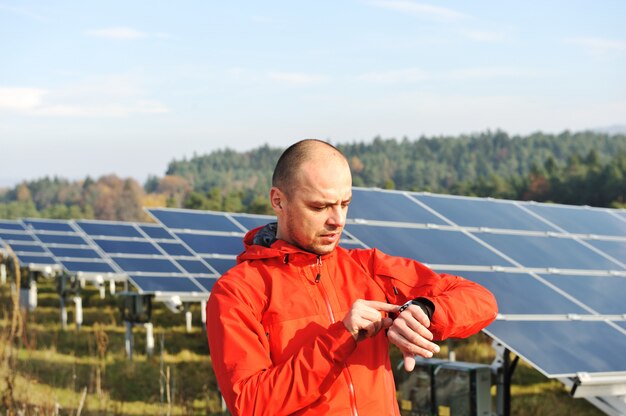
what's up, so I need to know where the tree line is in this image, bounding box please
[1,130,625,221]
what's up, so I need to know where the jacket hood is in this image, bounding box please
[237,222,336,264]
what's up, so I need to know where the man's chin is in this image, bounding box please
[310,242,338,256]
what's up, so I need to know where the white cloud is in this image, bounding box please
[0,87,47,110]
[358,68,429,83]
[461,30,508,43]
[0,4,47,21]
[369,0,469,21]
[86,27,149,40]
[0,75,169,117]
[358,66,539,84]
[268,71,329,86]
[565,36,626,54]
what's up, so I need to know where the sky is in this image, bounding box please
[1,0,626,188]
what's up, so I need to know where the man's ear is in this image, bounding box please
[269,187,284,212]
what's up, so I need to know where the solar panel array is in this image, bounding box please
[0,219,59,270]
[347,188,626,378]
[146,189,626,380]
[2,188,626,381]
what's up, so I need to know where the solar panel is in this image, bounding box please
[345,225,512,267]
[76,221,143,238]
[175,233,244,256]
[413,194,555,231]
[540,274,626,315]
[436,270,588,315]
[522,203,626,237]
[0,221,59,268]
[157,242,194,257]
[348,189,446,224]
[230,214,275,231]
[476,233,624,271]
[93,239,162,256]
[21,218,122,278]
[128,275,206,293]
[585,240,626,266]
[150,208,243,233]
[138,224,175,239]
[485,321,626,377]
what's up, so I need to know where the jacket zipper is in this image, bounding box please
[315,256,359,416]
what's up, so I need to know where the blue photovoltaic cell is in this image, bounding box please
[203,257,237,275]
[585,240,626,265]
[414,195,555,232]
[338,240,367,249]
[36,234,87,245]
[485,321,626,376]
[436,270,587,315]
[477,233,624,270]
[230,214,274,231]
[176,233,244,256]
[9,243,46,253]
[139,224,174,240]
[94,239,161,255]
[346,225,511,267]
[48,247,101,259]
[0,232,35,242]
[158,242,193,257]
[15,254,57,265]
[523,203,626,237]
[77,221,143,238]
[150,209,241,233]
[0,221,26,231]
[540,274,626,315]
[176,259,214,274]
[348,189,446,224]
[129,275,204,293]
[111,257,181,273]
[61,261,116,273]
[23,219,74,232]
[195,277,218,292]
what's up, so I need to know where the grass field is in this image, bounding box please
[0,279,605,415]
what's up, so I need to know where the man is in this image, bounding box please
[207,139,498,415]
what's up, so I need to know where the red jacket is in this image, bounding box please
[207,227,497,416]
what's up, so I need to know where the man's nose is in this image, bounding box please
[327,205,346,227]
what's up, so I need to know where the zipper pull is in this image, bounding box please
[315,255,322,283]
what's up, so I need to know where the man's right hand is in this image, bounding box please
[342,300,399,342]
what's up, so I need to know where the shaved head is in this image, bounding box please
[272,139,348,195]
[270,139,353,254]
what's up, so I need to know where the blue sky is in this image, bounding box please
[1,0,625,187]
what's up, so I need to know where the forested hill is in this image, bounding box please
[2,130,626,221]
[165,130,626,207]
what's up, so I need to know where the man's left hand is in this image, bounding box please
[387,304,440,371]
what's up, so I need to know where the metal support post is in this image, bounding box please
[60,296,68,330]
[201,300,207,326]
[96,276,105,299]
[28,279,38,311]
[73,296,83,329]
[1,263,6,285]
[145,323,154,356]
[110,279,116,295]
[491,340,518,416]
[125,321,134,360]
[185,306,193,333]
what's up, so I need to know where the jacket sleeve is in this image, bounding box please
[354,248,498,340]
[206,275,357,416]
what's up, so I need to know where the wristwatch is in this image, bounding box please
[397,297,435,320]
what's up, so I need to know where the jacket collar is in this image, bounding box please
[238,223,337,264]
